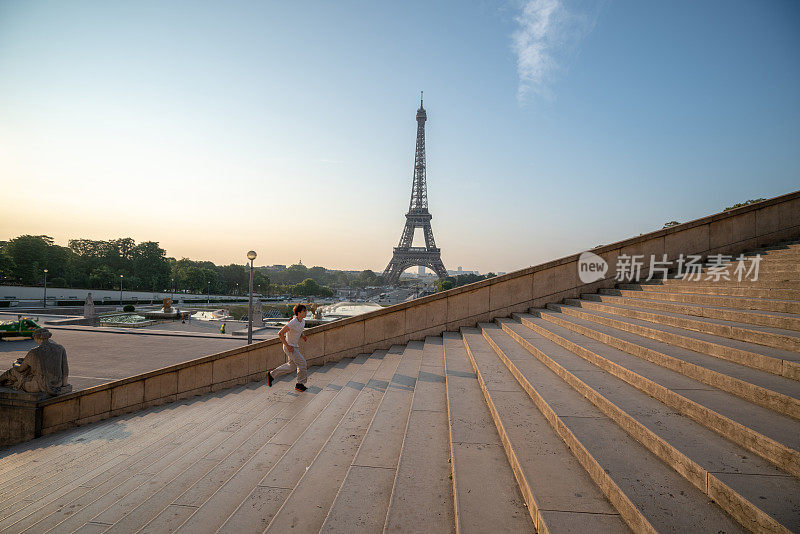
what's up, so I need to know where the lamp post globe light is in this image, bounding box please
[247,250,257,344]
[119,274,124,307]
[43,269,48,308]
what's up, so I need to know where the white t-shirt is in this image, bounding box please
[285,316,306,347]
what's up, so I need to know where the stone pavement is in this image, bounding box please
[0,322,275,391]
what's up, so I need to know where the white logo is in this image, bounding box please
[578,251,608,283]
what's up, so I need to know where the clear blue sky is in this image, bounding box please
[1,1,798,273]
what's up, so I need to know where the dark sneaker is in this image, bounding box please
[267,372,273,387]
[295,383,307,392]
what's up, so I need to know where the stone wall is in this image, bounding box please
[29,190,800,442]
[0,389,40,448]
[0,286,240,303]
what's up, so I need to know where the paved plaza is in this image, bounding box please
[0,313,278,391]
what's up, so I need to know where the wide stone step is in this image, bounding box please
[40,359,357,534]
[85,357,359,534]
[514,312,800,479]
[741,255,800,262]
[548,302,800,382]
[460,327,630,533]
[134,359,362,534]
[441,332,533,533]
[0,374,257,483]
[743,245,800,256]
[749,266,800,274]
[601,288,800,314]
[656,278,800,290]
[0,387,236,497]
[737,262,800,271]
[181,355,378,533]
[582,293,800,332]
[474,323,747,533]
[0,380,265,527]
[756,247,800,258]
[0,408,153,478]
[488,319,800,533]
[20,395,268,533]
[320,345,422,533]
[564,297,800,352]
[537,307,800,419]
[620,283,800,300]
[6,363,318,534]
[262,350,403,533]
[744,247,800,259]
[674,268,800,283]
[383,337,455,533]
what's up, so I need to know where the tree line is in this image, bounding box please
[435,272,496,292]
[263,263,382,289]
[0,235,384,297]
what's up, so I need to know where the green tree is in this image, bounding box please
[67,239,106,258]
[217,263,249,294]
[131,241,171,291]
[4,235,53,284]
[285,263,309,285]
[308,266,329,285]
[0,246,16,283]
[253,271,270,295]
[290,278,334,297]
[333,271,352,288]
[724,198,766,211]
[350,269,380,289]
[104,238,136,273]
[89,265,116,289]
[436,279,454,292]
[183,266,208,292]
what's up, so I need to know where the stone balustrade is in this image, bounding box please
[19,190,800,442]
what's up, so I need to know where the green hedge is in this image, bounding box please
[53,297,249,306]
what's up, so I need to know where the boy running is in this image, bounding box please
[267,304,309,392]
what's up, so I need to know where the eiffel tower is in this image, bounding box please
[382,93,447,285]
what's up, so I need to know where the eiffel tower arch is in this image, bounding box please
[383,93,447,285]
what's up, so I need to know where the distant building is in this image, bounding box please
[447,266,479,276]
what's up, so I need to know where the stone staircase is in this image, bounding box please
[0,242,798,533]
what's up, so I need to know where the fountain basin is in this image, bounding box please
[140,310,190,320]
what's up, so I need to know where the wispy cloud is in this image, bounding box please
[512,0,596,102]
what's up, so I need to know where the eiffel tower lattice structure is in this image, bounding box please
[382,93,447,285]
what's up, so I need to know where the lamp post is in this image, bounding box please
[207,281,211,305]
[119,274,124,306]
[246,250,257,344]
[171,278,174,301]
[43,269,48,308]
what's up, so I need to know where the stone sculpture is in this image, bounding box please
[84,292,96,318]
[253,299,263,327]
[0,328,72,397]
